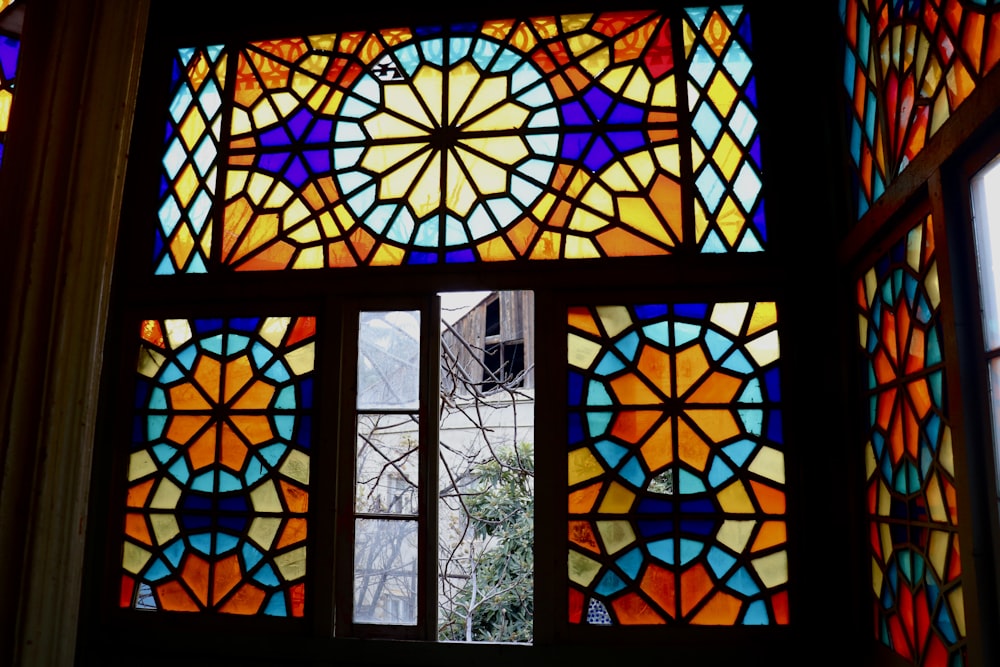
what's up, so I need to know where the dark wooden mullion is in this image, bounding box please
[671,7,697,256]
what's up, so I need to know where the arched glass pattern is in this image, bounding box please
[841,0,1000,218]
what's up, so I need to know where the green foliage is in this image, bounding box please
[439,442,533,642]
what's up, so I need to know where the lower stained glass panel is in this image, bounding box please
[567,302,788,625]
[856,215,966,666]
[120,316,316,616]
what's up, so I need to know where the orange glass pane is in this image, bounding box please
[181,554,210,606]
[156,580,200,612]
[611,592,667,624]
[277,517,308,548]
[569,521,600,552]
[211,554,243,605]
[691,591,741,625]
[679,563,714,616]
[568,482,602,513]
[218,583,267,615]
[280,480,309,513]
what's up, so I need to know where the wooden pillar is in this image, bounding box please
[0,1,148,665]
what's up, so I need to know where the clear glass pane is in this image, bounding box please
[437,291,534,643]
[972,154,1000,350]
[356,413,419,515]
[989,358,1000,493]
[358,310,421,410]
[354,518,418,625]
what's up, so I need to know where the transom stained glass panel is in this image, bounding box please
[156,6,767,274]
[856,216,966,666]
[121,316,315,616]
[567,302,787,626]
[841,0,1000,218]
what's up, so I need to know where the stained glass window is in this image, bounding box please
[855,216,966,665]
[840,0,1000,218]
[0,0,21,167]
[110,1,791,646]
[567,301,788,625]
[121,316,315,616]
[154,6,766,274]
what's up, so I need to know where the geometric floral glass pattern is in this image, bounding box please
[856,216,966,665]
[120,316,315,616]
[160,6,766,273]
[155,45,228,275]
[0,0,20,167]
[841,0,1000,219]
[567,302,788,625]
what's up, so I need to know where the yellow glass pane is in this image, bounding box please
[169,223,196,272]
[458,78,511,129]
[286,342,315,376]
[279,449,310,484]
[455,147,507,196]
[949,587,966,637]
[717,519,755,552]
[717,480,754,513]
[748,446,785,484]
[745,330,780,366]
[596,520,636,554]
[122,543,152,575]
[598,481,635,513]
[384,82,432,129]
[250,480,282,512]
[0,90,12,132]
[710,302,748,335]
[173,164,200,208]
[568,448,604,485]
[179,107,207,151]
[746,302,777,335]
[752,551,787,588]
[137,348,166,378]
[249,517,282,550]
[150,514,180,545]
[596,305,633,337]
[928,529,949,579]
[568,550,602,587]
[274,547,307,580]
[716,196,744,246]
[707,71,738,118]
[444,150,477,217]
[150,478,182,509]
